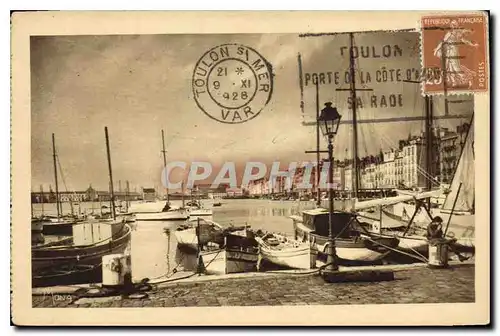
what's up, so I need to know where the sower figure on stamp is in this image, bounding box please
[433,20,479,89]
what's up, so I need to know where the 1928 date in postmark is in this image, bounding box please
[421,14,488,95]
[192,44,273,124]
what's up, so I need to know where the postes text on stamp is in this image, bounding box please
[192,44,273,124]
[421,14,488,95]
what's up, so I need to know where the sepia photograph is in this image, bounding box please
[11,11,490,326]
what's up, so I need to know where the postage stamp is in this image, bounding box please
[192,44,273,124]
[420,14,488,95]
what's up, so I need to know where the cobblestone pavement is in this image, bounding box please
[32,265,474,308]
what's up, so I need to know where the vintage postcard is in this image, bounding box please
[11,11,490,326]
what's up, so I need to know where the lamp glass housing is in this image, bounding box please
[318,102,342,138]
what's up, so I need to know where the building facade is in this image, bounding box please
[438,123,470,184]
[31,185,141,203]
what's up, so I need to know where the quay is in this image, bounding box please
[32,263,474,308]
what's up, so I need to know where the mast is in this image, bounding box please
[349,33,359,199]
[126,180,130,211]
[315,81,321,206]
[181,181,185,208]
[104,127,116,220]
[99,195,103,216]
[424,95,434,208]
[161,129,170,203]
[40,185,44,216]
[52,133,61,219]
[425,95,434,189]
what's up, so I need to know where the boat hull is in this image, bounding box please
[387,204,475,232]
[32,264,103,288]
[200,249,259,275]
[380,207,475,253]
[128,201,167,213]
[188,209,213,216]
[292,219,391,263]
[174,228,198,250]
[135,210,189,221]
[258,244,318,270]
[32,224,132,286]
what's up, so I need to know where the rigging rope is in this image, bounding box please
[56,154,75,215]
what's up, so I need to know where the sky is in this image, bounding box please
[30,32,473,192]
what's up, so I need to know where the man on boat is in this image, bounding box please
[426,216,444,240]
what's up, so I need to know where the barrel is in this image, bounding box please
[428,239,449,268]
[102,253,131,287]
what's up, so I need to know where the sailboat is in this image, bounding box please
[346,39,475,261]
[186,186,213,217]
[372,115,475,259]
[32,127,132,287]
[130,130,189,221]
[31,185,48,233]
[40,134,86,236]
[291,32,401,265]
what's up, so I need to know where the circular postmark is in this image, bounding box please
[192,44,273,124]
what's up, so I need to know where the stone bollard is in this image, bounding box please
[102,253,132,288]
[427,238,449,269]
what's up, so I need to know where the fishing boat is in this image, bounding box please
[255,232,318,270]
[134,204,189,221]
[129,199,189,221]
[173,218,258,274]
[290,209,399,265]
[38,134,87,236]
[291,32,411,265]
[31,187,49,233]
[32,220,132,287]
[186,200,213,217]
[374,116,475,260]
[130,130,190,221]
[357,209,430,260]
[209,194,223,207]
[174,218,247,251]
[128,200,166,213]
[199,229,259,275]
[32,127,132,287]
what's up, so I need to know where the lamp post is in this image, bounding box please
[318,102,342,275]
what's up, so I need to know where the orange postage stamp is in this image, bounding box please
[420,13,489,95]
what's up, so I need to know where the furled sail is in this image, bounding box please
[441,115,475,214]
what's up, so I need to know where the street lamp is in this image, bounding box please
[318,102,342,274]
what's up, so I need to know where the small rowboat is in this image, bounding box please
[255,233,318,270]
